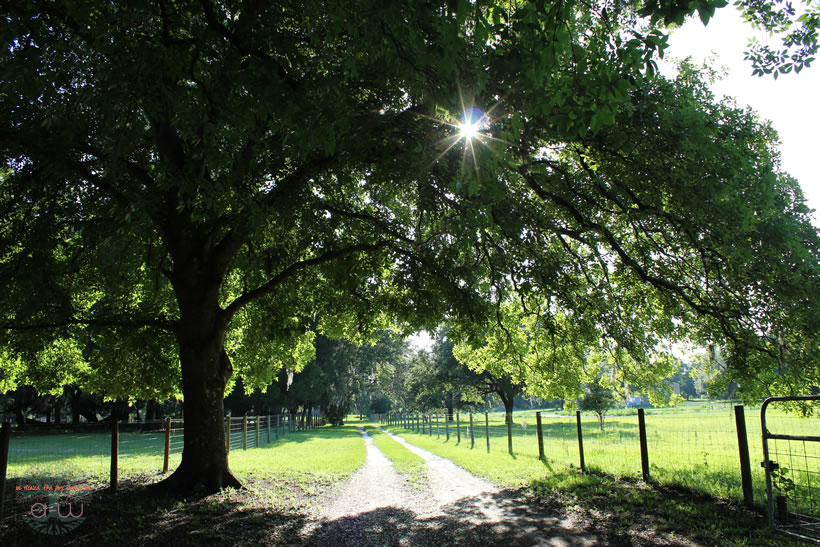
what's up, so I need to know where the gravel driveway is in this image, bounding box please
[302,427,597,546]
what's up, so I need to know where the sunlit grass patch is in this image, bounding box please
[230,423,365,479]
[364,426,427,490]
[6,423,367,513]
[381,427,551,487]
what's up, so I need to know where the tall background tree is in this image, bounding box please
[2,0,818,495]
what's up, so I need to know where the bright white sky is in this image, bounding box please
[662,6,820,227]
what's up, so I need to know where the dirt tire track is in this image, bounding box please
[304,426,601,546]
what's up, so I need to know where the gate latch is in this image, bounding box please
[761,460,779,471]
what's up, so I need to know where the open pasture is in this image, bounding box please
[386,401,820,515]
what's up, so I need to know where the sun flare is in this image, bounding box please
[458,120,480,141]
[458,107,485,141]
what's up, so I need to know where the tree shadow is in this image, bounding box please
[529,471,787,546]
[306,489,597,546]
[1,478,310,547]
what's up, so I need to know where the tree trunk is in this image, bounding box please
[68,386,81,424]
[14,405,25,425]
[501,396,514,425]
[154,400,165,421]
[152,276,241,496]
[13,387,27,425]
[54,396,62,425]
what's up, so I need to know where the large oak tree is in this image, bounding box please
[2,0,818,494]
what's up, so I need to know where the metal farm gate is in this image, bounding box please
[761,396,820,544]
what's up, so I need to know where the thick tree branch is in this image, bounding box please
[223,241,390,320]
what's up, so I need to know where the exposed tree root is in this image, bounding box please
[148,462,244,498]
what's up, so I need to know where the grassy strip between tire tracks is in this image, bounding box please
[364,426,427,491]
[384,425,800,546]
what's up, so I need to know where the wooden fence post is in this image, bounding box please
[507,415,513,455]
[638,408,650,482]
[457,413,461,443]
[110,418,119,493]
[256,416,260,448]
[485,412,490,453]
[225,417,231,453]
[536,411,545,460]
[0,422,11,518]
[276,415,280,440]
[267,415,271,444]
[734,405,754,508]
[446,413,450,441]
[470,412,475,448]
[243,416,248,450]
[436,413,440,438]
[163,417,171,473]
[576,411,585,473]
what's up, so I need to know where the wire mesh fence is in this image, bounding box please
[761,396,820,543]
[379,402,820,525]
[0,413,325,526]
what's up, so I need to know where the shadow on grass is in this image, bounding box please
[530,470,799,546]
[1,478,310,547]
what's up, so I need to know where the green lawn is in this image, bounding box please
[5,420,365,495]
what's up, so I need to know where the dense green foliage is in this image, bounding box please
[399,332,523,419]
[225,332,406,425]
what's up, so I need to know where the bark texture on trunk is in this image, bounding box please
[152,276,241,495]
